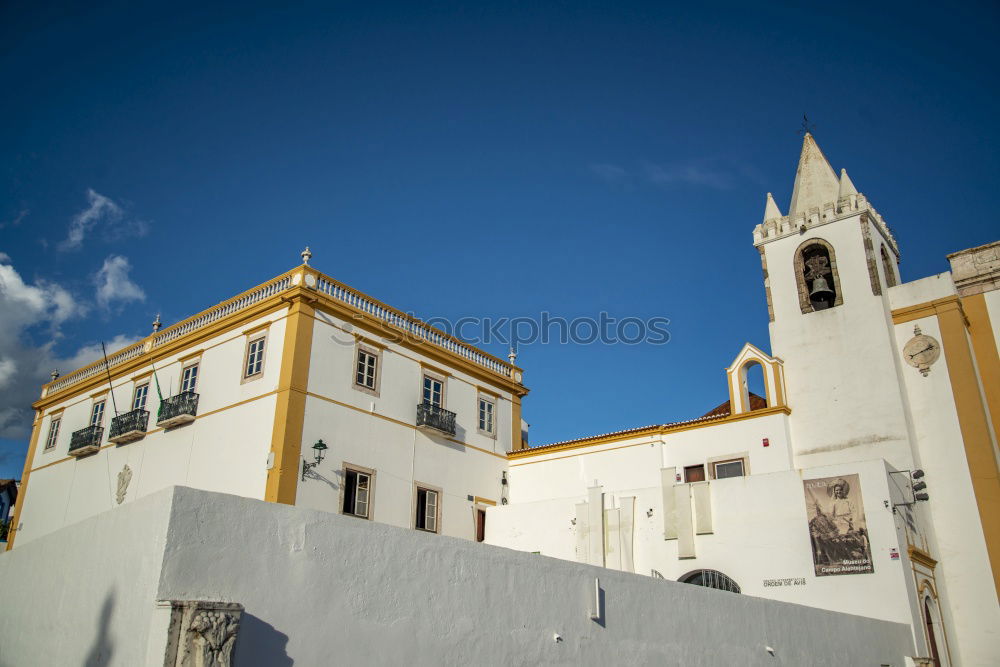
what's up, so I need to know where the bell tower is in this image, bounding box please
[754,133,913,469]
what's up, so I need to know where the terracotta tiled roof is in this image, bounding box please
[701,392,767,417]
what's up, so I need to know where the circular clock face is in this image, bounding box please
[903,334,941,368]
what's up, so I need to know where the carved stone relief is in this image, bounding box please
[116,464,132,505]
[162,600,243,667]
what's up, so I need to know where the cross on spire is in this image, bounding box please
[799,114,816,136]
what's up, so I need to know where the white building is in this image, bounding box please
[7,260,527,547]
[5,134,998,665]
[489,135,999,666]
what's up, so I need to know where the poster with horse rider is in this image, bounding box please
[803,474,874,576]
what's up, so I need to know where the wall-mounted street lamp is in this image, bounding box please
[301,439,328,480]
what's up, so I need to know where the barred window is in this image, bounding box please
[679,569,741,594]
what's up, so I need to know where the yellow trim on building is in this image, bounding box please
[35,298,291,411]
[509,405,791,461]
[936,299,1000,595]
[511,394,523,451]
[176,349,205,363]
[891,295,965,325]
[908,545,938,570]
[26,389,282,474]
[302,391,507,460]
[5,412,42,550]
[962,293,1000,472]
[265,291,315,505]
[474,496,497,506]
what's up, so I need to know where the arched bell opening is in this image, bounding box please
[794,238,844,313]
[739,361,769,412]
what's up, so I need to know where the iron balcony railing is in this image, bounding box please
[416,402,457,436]
[157,391,199,428]
[69,425,103,456]
[108,408,150,444]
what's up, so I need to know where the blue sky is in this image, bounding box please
[2,1,999,478]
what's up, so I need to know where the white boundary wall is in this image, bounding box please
[0,486,914,666]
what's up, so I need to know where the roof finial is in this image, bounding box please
[152,313,162,333]
[50,369,60,382]
[301,246,312,266]
[508,347,517,365]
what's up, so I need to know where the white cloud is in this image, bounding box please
[95,255,145,309]
[0,255,138,444]
[0,209,28,230]
[60,189,123,251]
[589,163,631,187]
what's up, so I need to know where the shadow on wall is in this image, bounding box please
[84,591,115,666]
[234,613,292,666]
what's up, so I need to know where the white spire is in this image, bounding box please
[838,168,858,198]
[763,192,783,221]
[788,133,840,216]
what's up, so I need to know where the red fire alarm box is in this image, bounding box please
[762,438,770,447]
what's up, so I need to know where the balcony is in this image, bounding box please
[108,409,149,444]
[416,402,456,436]
[68,425,103,457]
[157,391,199,428]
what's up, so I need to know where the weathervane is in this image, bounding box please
[799,114,816,135]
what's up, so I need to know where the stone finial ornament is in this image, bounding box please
[301,246,312,266]
[153,314,163,333]
[50,370,60,381]
[162,600,244,667]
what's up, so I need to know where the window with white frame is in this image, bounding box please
[415,486,439,533]
[91,400,106,427]
[342,467,372,519]
[44,417,61,451]
[181,363,199,394]
[132,384,149,411]
[713,459,745,479]
[355,348,378,392]
[422,375,443,408]
[244,335,266,379]
[478,395,496,436]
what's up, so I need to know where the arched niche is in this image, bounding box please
[726,343,786,415]
[793,238,844,313]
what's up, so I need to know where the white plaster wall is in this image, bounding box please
[887,272,956,311]
[293,312,513,539]
[152,486,913,666]
[0,488,174,666]
[15,310,287,547]
[892,313,1000,666]
[508,412,793,504]
[763,215,915,470]
[491,459,921,629]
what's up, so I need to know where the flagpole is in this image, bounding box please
[101,342,120,417]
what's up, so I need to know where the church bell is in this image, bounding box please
[809,276,834,300]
